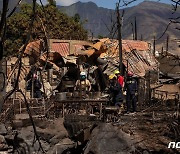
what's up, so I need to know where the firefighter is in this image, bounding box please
[27,74,42,98]
[109,74,123,107]
[114,70,124,88]
[75,71,91,92]
[125,71,138,113]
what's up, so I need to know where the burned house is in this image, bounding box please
[5,38,160,100]
[1,38,179,154]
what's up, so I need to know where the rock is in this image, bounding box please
[49,138,75,154]
[36,127,55,142]
[0,135,8,151]
[0,151,8,154]
[16,118,70,153]
[18,126,34,141]
[0,124,7,135]
[49,133,68,146]
[12,120,23,128]
[84,123,135,154]
[13,114,32,128]
[14,114,29,120]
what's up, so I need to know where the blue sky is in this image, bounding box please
[52,0,172,9]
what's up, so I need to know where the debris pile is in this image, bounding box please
[0,38,179,153]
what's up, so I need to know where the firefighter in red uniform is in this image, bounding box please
[114,70,124,88]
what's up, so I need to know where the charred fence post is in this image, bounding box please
[145,70,151,106]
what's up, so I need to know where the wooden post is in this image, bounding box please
[62,103,65,118]
[39,70,46,98]
[148,71,151,105]
[32,74,34,98]
[100,102,102,120]
[116,3,123,76]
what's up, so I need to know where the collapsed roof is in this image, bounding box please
[24,38,158,77]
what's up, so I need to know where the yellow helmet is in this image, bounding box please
[109,74,117,80]
[114,70,120,75]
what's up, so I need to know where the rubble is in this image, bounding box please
[157,51,180,75]
[118,105,180,153]
[0,38,179,153]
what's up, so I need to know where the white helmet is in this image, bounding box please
[80,72,86,76]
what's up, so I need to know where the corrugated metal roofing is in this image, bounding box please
[122,40,149,52]
[74,44,84,55]
[101,39,158,77]
[24,39,158,77]
[24,40,43,56]
[51,42,70,57]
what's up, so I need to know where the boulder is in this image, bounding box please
[0,135,8,151]
[49,138,75,154]
[84,123,135,154]
[0,124,7,135]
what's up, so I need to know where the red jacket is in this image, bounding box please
[118,76,124,87]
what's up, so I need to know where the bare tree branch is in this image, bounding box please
[7,0,22,18]
[171,0,180,13]
[156,22,171,40]
[120,0,137,7]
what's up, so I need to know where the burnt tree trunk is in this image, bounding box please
[0,60,5,112]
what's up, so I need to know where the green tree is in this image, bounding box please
[4,3,88,55]
[47,0,56,6]
[73,13,80,23]
[98,34,104,39]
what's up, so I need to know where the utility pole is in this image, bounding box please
[116,3,123,76]
[134,17,137,40]
[153,36,156,56]
[140,34,143,41]
[130,22,134,40]
[166,35,169,53]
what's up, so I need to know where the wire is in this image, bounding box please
[7,0,23,18]
[17,89,45,153]
[4,58,22,101]
[4,0,37,101]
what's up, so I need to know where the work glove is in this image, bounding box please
[123,91,127,95]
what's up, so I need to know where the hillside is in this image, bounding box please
[60,1,180,54]
[60,1,179,38]
[1,0,179,54]
[59,2,115,38]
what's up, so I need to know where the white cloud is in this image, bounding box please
[55,0,79,6]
